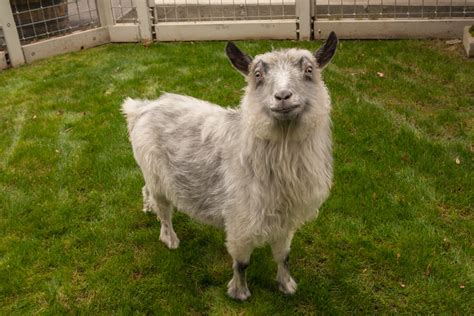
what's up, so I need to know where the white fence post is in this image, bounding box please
[134,0,153,41]
[0,1,25,66]
[97,1,114,28]
[296,0,312,41]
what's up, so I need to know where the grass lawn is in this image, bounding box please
[0,39,473,314]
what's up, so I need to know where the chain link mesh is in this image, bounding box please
[313,0,474,19]
[155,0,296,22]
[10,0,99,45]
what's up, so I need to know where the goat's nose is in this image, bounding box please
[274,90,293,101]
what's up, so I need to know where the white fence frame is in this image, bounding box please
[0,0,473,69]
[0,1,25,68]
[155,20,297,41]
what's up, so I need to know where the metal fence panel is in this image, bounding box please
[110,0,137,23]
[312,0,474,20]
[0,28,8,69]
[10,0,100,45]
[0,28,6,52]
[155,0,296,22]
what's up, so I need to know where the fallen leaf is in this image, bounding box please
[425,263,432,277]
[446,39,462,45]
[142,40,152,48]
[362,268,367,273]
[377,72,385,78]
[32,115,37,119]
[399,282,406,288]
[460,284,465,289]
[455,157,461,165]
[55,149,60,153]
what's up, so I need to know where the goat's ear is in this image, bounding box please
[314,31,338,69]
[226,42,253,76]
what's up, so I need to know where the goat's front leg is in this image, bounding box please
[271,231,297,295]
[226,239,254,300]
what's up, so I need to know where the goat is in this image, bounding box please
[122,32,338,300]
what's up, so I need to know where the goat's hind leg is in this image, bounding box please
[142,186,153,214]
[150,194,180,249]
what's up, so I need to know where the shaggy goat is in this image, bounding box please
[122,32,338,300]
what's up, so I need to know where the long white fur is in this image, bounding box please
[122,45,335,300]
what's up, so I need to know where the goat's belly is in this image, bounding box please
[168,168,228,229]
[177,203,225,228]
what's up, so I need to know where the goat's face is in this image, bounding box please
[246,49,321,121]
[226,33,338,123]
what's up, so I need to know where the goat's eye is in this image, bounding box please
[305,66,313,74]
[255,71,262,79]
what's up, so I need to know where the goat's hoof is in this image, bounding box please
[227,286,251,301]
[142,202,154,214]
[278,277,297,295]
[159,229,180,249]
[142,207,153,214]
[227,280,251,301]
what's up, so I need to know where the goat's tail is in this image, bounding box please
[121,97,147,133]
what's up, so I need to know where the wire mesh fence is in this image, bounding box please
[110,0,137,23]
[312,0,474,19]
[154,0,297,22]
[10,0,100,45]
[0,28,6,52]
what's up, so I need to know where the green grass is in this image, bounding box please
[0,40,472,314]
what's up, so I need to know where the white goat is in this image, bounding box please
[122,32,338,300]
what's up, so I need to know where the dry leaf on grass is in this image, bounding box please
[446,39,462,45]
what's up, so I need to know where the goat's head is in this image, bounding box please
[226,33,338,137]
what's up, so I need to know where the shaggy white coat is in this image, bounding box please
[122,37,337,300]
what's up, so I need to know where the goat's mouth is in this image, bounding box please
[269,104,301,120]
[270,104,300,114]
